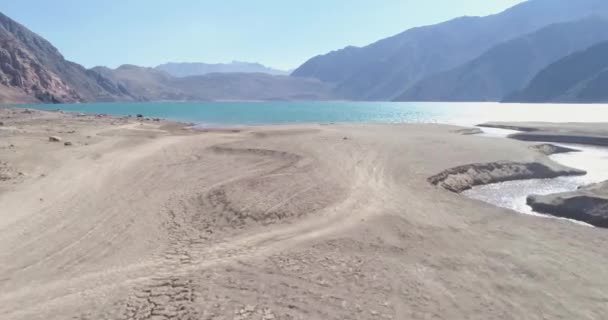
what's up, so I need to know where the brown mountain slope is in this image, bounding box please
[0,12,132,103]
[0,84,37,104]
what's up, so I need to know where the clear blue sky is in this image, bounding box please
[2,0,525,70]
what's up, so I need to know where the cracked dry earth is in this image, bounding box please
[1,109,608,319]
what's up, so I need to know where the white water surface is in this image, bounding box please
[464,129,608,225]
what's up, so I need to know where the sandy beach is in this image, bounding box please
[1,107,608,320]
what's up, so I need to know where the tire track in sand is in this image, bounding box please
[100,142,387,320]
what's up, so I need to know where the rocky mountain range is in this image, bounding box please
[156,61,289,77]
[0,12,131,104]
[506,41,608,103]
[395,17,608,102]
[2,0,608,104]
[0,12,332,104]
[293,0,608,101]
[94,65,333,101]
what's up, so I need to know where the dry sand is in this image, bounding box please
[1,107,608,319]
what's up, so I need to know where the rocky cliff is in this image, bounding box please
[0,12,133,104]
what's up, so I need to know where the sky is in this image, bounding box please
[2,0,526,70]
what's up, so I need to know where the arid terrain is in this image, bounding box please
[1,107,608,320]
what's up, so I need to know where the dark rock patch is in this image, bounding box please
[429,161,585,193]
[527,181,608,228]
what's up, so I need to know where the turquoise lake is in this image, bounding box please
[17,101,608,126]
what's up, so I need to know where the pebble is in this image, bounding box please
[49,136,62,142]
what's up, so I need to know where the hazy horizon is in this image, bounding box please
[2,0,525,70]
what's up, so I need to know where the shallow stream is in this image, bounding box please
[463,128,608,224]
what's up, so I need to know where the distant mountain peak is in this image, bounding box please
[155,61,289,77]
[292,0,608,101]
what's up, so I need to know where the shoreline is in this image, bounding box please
[470,122,608,227]
[428,160,586,193]
[7,101,608,130]
[479,121,608,146]
[3,107,604,218]
[2,107,608,319]
[527,181,608,228]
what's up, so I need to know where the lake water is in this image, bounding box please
[16,101,608,126]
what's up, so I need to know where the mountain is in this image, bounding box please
[0,12,132,103]
[94,65,335,101]
[92,65,183,101]
[169,73,334,101]
[0,10,333,104]
[0,82,37,104]
[506,41,608,103]
[292,0,608,100]
[156,61,289,77]
[396,17,608,102]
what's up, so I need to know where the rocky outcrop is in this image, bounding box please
[0,33,79,103]
[428,161,586,193]
[527,181,608,227]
